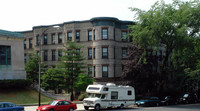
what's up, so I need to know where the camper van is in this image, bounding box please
[83,83,135,110]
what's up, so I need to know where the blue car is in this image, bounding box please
[0,102,24,111]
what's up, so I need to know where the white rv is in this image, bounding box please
[83,83,135,110]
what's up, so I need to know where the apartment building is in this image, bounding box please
[22,17,134,83]
[0,29,26,80]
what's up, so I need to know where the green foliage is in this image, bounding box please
[75,74,94,92]
[128,0,200,94]
[57,41,94,100]
[78,92,89,101]
[0,80,31,88]
[25,53,46,83]
[41,67,64,91]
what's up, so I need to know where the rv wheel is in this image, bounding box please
[84,106,89,110]
[120,104,124,109]
[94,104,100,111]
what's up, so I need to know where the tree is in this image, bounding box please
[25,53,46,83]
[41,67,64,94]
[57,41,93,101]
[128,0,200,94]
[122,45,157,96]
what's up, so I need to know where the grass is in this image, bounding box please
[0,88,54,105]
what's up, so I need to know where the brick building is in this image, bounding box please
[22,17,134,84]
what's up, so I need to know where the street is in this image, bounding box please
[25,103,200,111]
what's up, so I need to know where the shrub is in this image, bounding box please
[78,92,89,101]
[0,79,31,89]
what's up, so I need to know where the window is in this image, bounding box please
[93,48,95,59]
[88,48,92,59]
[121,31,127,42]
[36,35,40,45]
[44,50,48,61]
[129,36,133,42]
[37,51,40,57]
[102,28,108,40]
[5,103,14,107]
[88,65,92,77]
[111,91,118,99]
[102,47,108,59]
[51,34,55,44]
[58,50,62,60]
[67,32,72,41]
[24,39,26,49]
[102,65,108,77]
[68,49,72,56]
[63,101,70,105]
[114,28,115,40]
[103,87,109,91]
[76,49,80,55]
[29,39,32,48]
[0,45,11,65]
[128,91,132,95]
[52,50,56,61]
[76,31,80,42]
[88,30,92,41]
[24,54,27,63]
[94,66,96,77]
[58,33,62,44]
[43,34,48,45]
[122,48,127,59]
[114,47,115,59]
[93,30,95,40]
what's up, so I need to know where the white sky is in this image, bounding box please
[0,0,190,31]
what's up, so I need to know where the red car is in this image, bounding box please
[36,100,77,111]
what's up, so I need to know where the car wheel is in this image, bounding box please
[156,103,159,106]
[49,109,54,111]
[69,108,74,111]
[94,104,100,111]
[119,104,124,109]
[84,106,89,110]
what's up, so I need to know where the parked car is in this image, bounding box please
[160,96,178,105]
[0,102,24,111]
[136,97,161,107]
[36,100,77,111]
[178,93,198,104]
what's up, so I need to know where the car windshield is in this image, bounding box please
[88,93,101,98]
[48,101,58,105]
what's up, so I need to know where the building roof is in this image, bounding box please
[0,29,24,39]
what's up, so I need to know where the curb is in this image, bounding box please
[20,101,83,106]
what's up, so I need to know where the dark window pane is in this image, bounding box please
[0,45,11,65]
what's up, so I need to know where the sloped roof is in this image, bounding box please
[0,29,24,39]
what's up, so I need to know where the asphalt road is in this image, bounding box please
[25,103,200,111]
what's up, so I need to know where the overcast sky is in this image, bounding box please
[0,0,189,31]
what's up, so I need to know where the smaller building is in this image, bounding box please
[0,29,26,80]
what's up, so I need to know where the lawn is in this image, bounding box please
[0,88,54,105]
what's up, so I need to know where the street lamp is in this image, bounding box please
[38,25,60,106]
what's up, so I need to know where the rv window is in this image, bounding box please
[88,87,100,90]
[103,87,108,91]
[111,91,118,99]
[101,94,106,99]
[128,91,132,95]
